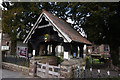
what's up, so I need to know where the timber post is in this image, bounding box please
[45,62,49,78]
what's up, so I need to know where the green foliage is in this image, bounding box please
[60,52,64,57]
[85,56,92,68]
[68,2,120,65]
[2,2,41,41]
[2,2,120,65]
[57,57,64,65]
[2,2,70,41]
[85,56,105,68]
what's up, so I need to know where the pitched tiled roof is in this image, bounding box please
[43,9,92,45]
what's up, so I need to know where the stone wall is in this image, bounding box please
[60,58,85,78]
[2,62,29,75]
[33,56,58,66]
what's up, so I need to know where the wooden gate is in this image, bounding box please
[37,62,60,78]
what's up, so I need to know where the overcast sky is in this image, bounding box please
[0,0,2,4]
[0,0,3,9]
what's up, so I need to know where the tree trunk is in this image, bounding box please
[109,43,120,66]
[11,40,16,55]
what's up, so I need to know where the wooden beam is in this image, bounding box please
[38,24,51,29]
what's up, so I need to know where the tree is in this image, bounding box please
[2,2,42,54]
[2,2,69,54]
[2,2,120,65]
[2,2,69,40]
[67,2,120,65]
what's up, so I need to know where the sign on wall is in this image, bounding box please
[17,46,28,57]
[1,46,9,51]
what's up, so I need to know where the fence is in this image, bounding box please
[72,66,120,78]
[37,62,60,78]
[2,55,30,67]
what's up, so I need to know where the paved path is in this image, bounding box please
[2,69,30,78]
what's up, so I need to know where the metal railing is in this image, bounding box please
[72,66,120,78]
[2,55,30,67]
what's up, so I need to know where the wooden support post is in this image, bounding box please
[77,46,80,58]
[48,45,50,55]
[46,62,49,78]
[79,45,84,58]
[52,45,56,56]
[45,44,48,56]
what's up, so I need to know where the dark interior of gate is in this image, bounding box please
[28,15,84,60]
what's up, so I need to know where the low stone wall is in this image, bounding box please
[2,62,29,75]
[60,58,86,78]
[33,56,58,66]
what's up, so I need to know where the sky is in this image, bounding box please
[0,0,2,4]
[0,0,3,9]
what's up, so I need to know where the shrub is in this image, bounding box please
[57,57,64,65]
[85,56,92,68]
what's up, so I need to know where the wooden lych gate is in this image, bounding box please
[24,9,92,78]
[36,62,60,78]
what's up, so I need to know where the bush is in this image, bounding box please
[57,57,64,65]
[85,56,92,68]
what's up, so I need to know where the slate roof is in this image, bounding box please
[42,9,92,45]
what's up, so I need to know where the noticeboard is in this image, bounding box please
[17,46,28,57]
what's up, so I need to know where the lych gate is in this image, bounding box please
[23,9,92,78]
[23,9,91,59]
